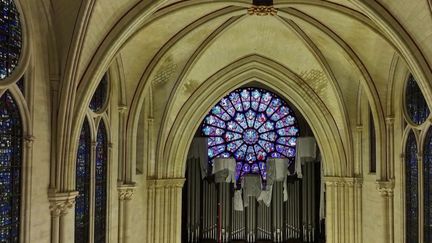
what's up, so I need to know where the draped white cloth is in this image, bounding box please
[242,174,262,207]
[187,137,209,179]
[295,137,317,178]
[233,189,244,211]
[266,158,290,202]
[257,185,273,207]
[212,158,236,183]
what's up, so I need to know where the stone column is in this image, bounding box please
[117,183,136,243]
[147,178,185,243]
[48,191,78,243]
[376,180,395,243]
[324,177,362,243]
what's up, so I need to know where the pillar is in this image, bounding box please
[324,177,362,243]
[147,178,185,243]
[117,183,136,243]
[48,191,78,243]
[376,180,395,243]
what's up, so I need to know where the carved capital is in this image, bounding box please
[247,5,277,16]
[385,116,395,125]
[376,180,395,197]
[118,105,128,113]
[48,190,79,217]
[324,176,363,187]
[24,136,34,147]
[118,183,136,201]
[147,178,186,189]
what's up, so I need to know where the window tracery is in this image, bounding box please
[201,87,299,181]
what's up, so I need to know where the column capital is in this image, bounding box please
[324,176,363,187]
[118,183,136,201]
[118,105,128,113]
[385,116,395,125]
[376,180,395,197]
[147,178,185,189]
[48,190,79,217]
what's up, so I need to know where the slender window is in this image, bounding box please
[406,131,419,243]
[0,91,21,242]
[0,0,22,80]
[405,74,430,125]
[370,111,376,173]
[94,121,107,242]
[75,119,91,243]
[89,75,108,113]
[201,87,299,181]
[424,128,432,241]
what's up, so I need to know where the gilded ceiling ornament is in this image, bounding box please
[247,5,277,16]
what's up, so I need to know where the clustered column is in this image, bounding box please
[48,191,79,243]
[325,177,362,243]
[147,178,185,243]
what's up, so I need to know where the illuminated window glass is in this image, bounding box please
[405,131,419,243]
[89,75,108,112]
[201,87,299,181]
[94,121,107,243]
[424,128,432,242]
[0,0,22,80]
[0,91,21,242]
[75,119,91,243]
[405,74,430,125]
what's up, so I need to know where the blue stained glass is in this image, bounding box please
[245,110,256,128]
[202,126,224,136]
[205,115,226,129]
[260,132,277,142]
[271,106,290,121]
[277,126,299,136]
[405,131,418,243]
[424,128,432,242]
[227,140,243,153]
[253,113,267,129]
[240,89,251,110]
[89,74,108,112]
[277,137,296,147]
[234,113,248,129]
[276,145,296,157]
[229,92,243,112]
[276,115,295,128]
[0,0,21,80]
[0,91,21,243]
[226,121,243,133]
[208,137,224,146]
[266,98,282,117]
[258,92,272,112]
[224,131,241,142]
[75,119,90,243]
[211,106,231,121]
[405,74,429,125]
[220,98,236,117]
[251,89,261,110]
[202,87,299,182]
[94,122,107,243]
[258,121,274,133]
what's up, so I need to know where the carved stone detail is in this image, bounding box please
[48,191,79,217]
[147,178,185,189]
[376,180,395,197]
[324,176,363,187]
[247,5,278,16]
[118,184,136,201]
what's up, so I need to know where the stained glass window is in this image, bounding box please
[0,91,21,242]
[424,128,432,242]
[405,74,430,125]
[94,121,107,243]
[89,75,108,112]
[75,119,91,243]
[201,87,299,181]
[0,0,22,80]
[405,131,419,243]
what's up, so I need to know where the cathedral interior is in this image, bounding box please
[1,0,432,242]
